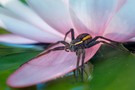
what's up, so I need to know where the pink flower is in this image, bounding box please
[0,0,135,88]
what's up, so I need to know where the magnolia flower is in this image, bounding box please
[0,0,135,88]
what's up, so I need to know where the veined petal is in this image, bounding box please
[27,0,74,34]
[7,44,100,88]
[69,11,93,36]
[104,0,135,42]
[0,0,63,36]
[0,34,38,44]
[0,14,63,43]
[0,7,20,19]
[69,0,127,36]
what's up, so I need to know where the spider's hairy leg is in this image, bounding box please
[75,50,81,81]
[96,40,126,52]
[87,39,126,52]
[92,36,121,44]
[81,50,85,81]
[47,41,69,49]
[74,49,86,81]
[35,46,65,58]
[64,28,75,41]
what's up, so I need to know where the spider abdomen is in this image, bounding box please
[74,33,92,48]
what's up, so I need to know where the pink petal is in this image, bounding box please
[126,37,135,42]
[69,0,127,36]
[27,0,74,34]
[0,0,63,37]
[104,0,135,42]
[62,0,69,5]
[0,14,63,43]
[69,11,93,36]
[7,44,100,88]
[0,34,38,44]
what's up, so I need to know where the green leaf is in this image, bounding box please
[20,0,27,4]
[0,70,14,90]
[89,45,135,90]
[0,28,10,34]
[0,47,41,90]
[0,51,41,71]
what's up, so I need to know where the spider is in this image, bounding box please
[23,28,121,81]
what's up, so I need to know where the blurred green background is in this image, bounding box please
[0,29,135,90]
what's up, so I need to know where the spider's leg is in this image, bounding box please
[41,40,69,53]
[47,41,69,49]
[75,50,81,81]
[64,28,75,41]
[35,46,65,58]
[87,40,125,52]
[81,49,85,81]
[91,36,121,43]
[97,40,126,52]
[87,40,101,48]
[20,46,65,67]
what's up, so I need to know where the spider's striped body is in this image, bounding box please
[69,33,92,51]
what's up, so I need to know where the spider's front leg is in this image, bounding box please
[64,28,75,41]
[20,46,65,67]
[20,40,69,67]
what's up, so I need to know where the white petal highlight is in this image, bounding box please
[0,14,63,43]
[0,34,38,44]
[0,0,63,36]
[0,0,13,5]
[104,0,135,42]
[69,0,126,36]
[27,0,74,34]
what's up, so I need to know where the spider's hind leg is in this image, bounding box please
[80,49,85,81]
[74,49,86,82]
[74,51,81,81]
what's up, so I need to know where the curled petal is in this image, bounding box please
[0,34,38,44]
[7,44,100,88]
[104,0,135,42]
[0,14,63,43]
[126,37,135,42]
[27,0,74,34]
[0,0,62,36]
[69,0,126,36]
